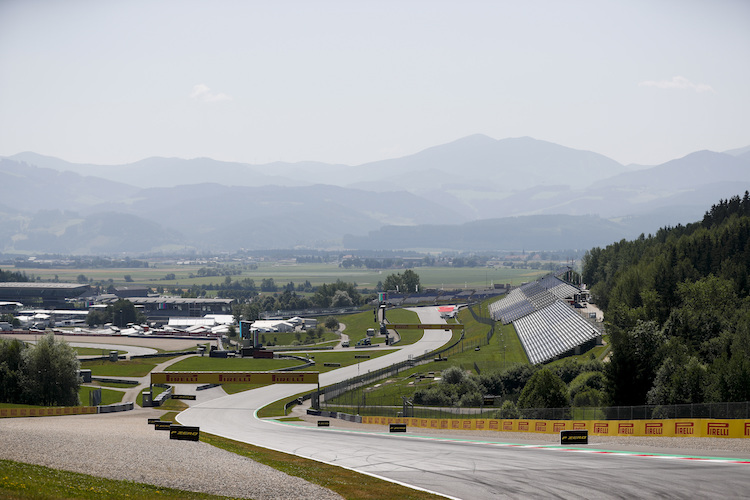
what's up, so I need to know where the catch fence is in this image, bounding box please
[320,400,750,420]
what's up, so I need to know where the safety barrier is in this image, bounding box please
[0,406,98,418]
[306,408,362,423]
[361,416,750,439]
[151,384,173,406]
[98,402,134,413]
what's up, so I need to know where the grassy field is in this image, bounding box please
[337,309,381,344]
[15,263,547,291]
[79,386,124,405]
[258,328,339,347]
[385,308,424,345]
[79,357,179,377]
[338,308,421,345]
[165,356,304,372]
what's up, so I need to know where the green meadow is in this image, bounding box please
[16,262,546,291]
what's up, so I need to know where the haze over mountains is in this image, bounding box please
[2,135,748,255]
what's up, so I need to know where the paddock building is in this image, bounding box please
[116,297,235,321]
[0,283,92,307]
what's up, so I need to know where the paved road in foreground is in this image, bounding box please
[179,307,750,499]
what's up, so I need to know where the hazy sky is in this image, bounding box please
[1,0,748,167]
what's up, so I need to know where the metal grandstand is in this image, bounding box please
[514,301,600,364]
[488,271,600,364]
[488,273,579,324]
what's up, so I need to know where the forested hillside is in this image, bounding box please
[582,192,750,406]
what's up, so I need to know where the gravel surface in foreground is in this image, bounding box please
[0,409,342,500]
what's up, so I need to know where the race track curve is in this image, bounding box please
[178,307,750,499]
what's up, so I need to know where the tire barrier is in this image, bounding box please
[304,409,361,424]
[91,377,139,385]
[98,402,134,413]
[275,354,315,371]
[130,350,196,360]
[151,384,172,407]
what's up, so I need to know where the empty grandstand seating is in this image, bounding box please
[489,274,581,323]
[487,272,599,364]
[514,301,600,364]
[489,289,535,324]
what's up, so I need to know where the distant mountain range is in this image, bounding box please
[2,135,749,254]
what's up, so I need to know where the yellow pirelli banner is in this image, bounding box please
[583,419,750,438]
[361,416,750,438]
[151,371,319,385]
[388,323,465,330]
[0,406,98,418]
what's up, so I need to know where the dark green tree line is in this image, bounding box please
[383,270,421,293]
[86,299,146,327]
[0,334,80,406]
[582,192,750,406]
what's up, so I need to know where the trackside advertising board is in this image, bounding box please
[151,371,319,385]
[560,430,589,444]
[0,406,97,418]
[361,417,750,439]
[170,425,200,441]
[388,323,464,330]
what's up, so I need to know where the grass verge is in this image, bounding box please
[0,459,235,500]
[256,391,310,418]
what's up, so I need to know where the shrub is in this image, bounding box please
[494,400,520,419]
[518,368,568,409]
[441,366,466,385]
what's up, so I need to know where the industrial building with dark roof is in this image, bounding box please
[0,282,92,307]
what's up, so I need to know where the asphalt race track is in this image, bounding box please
[179,307,750,499]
